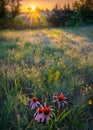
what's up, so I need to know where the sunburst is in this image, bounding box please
[31,5,36,11]
[17,5,47,28]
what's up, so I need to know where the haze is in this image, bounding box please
[22,0,77,11]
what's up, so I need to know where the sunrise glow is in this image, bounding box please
[31,5,36,11]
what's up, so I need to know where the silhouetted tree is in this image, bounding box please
[48,3,62,27]
[73,0,93,23]
[53,3,60,11]
[0,0,9,18]
[47,3,74,27]
[10,0,22,18]
[45,8,49,13]
[0,0,22,19]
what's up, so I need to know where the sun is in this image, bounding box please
[31,5,36,11]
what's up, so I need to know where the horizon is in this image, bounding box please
[21,0,77,12]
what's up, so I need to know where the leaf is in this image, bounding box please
[57,110,66,121]
[51,111,57,119]
[49,119,55,130]
[58,111,71,127]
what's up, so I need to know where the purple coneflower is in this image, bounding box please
[54,93,67,108]
[29,96,40,109]
[34,103,53,124]
[34,106,44,122]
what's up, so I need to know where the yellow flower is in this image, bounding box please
[59,58,62,61]
[63,64,66,70]
[26,74,31,78]
[54,71,60,81]
[88,100,92,105]
[57,61,61,67]
[17,67,21,70]
[78,65,81,70]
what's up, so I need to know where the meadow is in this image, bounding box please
[0,26,93,130]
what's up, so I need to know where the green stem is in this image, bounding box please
[25,118,34,130]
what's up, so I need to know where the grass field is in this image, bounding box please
[0,26,93,130]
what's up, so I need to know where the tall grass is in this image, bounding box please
[0,26,93,130]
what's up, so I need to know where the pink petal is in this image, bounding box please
[64,100,67,104]
[54,99,58,102]
[46,116,50,124]
[30,101,33,107]
[62,102,64,106]
[37,101,40,105]
[35,115,40,122]
[31,103,35,109]
[58,103,61,108]
[44,103,46,107]
[38,113,44,119]
[41,115,45,123]
[50,113,53,117]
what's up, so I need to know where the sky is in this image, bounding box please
[21,0,77,11]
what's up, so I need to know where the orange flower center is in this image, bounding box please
[44,107,50,115]
[58,94,64,101]
[39,108,44,114]
[33,97,37,102]
[82,89,87,94]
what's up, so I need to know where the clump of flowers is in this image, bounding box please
[29,96,40,109]
[34,103,53,124]
[29,92,68,126]
[54,92,67,108]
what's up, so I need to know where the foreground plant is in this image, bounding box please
[48,110,71,130]
[29,96,40,109]
[34,106,44,122]
[34,103,53,124]
[54,93,67,109]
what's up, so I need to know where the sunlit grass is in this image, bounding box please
[0,26,93,130]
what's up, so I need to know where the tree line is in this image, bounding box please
[0,0,21,18]
[0,0,93,29]
[48,0,93,27]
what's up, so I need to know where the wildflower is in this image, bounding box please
[63,64,66,70]
[88,100,92,105]
[26,74,31,78]
[82,89,87,94]
[29,96,40,109]
[54,70,60,81]
[17,67,21,70]
[34,103,53,124]
[88,86,92,90]
[17,114,21,121]
[54,93,67,108]
[57,61,61,67]
[34,106,44,122]
[78,65,81,70]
